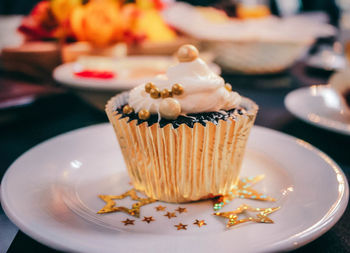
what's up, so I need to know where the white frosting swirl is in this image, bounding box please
[128,58,241,115]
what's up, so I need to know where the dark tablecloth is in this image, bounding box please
[0,63,349,252]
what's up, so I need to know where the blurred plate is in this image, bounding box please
[306,51,346,72]
[53,56,221,91]
[285,85,350,135]
[53,56,220,111]
[0,78,64,124]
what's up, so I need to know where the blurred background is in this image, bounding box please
[1,0,349,111]
[0,0,342,21]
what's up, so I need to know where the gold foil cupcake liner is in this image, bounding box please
[106,92,258,203]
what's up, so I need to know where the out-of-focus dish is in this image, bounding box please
[53,55,220,110]
[208,40,310,74]
[329,69,350,114]
[306,45,347,72]
[285,85,350,135]
[1,41,61,78]
[163,3,336,74]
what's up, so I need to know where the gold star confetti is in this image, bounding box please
[193,219,207,227]
[97,189,156,218]
[175,207,187,214]
[213,175,275,211]
[164,212,177,219]
[142,216,155,224]
[121,218,135,226]
[155,205,166,211]
[174,223,188,230]
[214,204,280,227]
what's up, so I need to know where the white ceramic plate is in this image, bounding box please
[1,124,348,253]
[285,85,350,135]
[306,53,346,71]
[53,56,221,91]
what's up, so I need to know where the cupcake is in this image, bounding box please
[106,45,258,203]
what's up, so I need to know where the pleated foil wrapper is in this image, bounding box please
[106,92,258,203]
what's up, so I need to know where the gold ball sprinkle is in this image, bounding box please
[145,82,155,93]
[150,87,161,99]
[177,44,199,62]
[161,89,173,98]
[172,83,184,96]
[138,109,151,120]
[225,83,232,92]
[159,98,181,120]
[122,105,134,114]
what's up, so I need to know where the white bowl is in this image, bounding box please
[208,40,311,74]
[163,3,334,74]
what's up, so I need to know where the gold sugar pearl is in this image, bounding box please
[122,105,134,114]
[145,82,155,93]
[138,109,151,120]
[150,87,161,99]
[161,89,173,98]
[177,44,199,62]
[225,83,232,92]
[172,83,184,95]
[159,98,181,120]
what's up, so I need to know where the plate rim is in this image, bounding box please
[53,57,221,92]
[284,84,350,136]
[1,123,349,252]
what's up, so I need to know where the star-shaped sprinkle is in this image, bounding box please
[193,219,207,227]
[121,218,135,226]
[164,212,177,219]
[142,216,155,224]
[174,223,188,230]
[214,204,280,227]
[97,189,156,217]
[175,207,187,214]
[155,205,166,211]
[213,175,275,211]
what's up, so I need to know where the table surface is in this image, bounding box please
[0,63,349,253]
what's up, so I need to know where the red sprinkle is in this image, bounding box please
[74,70,115,79]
